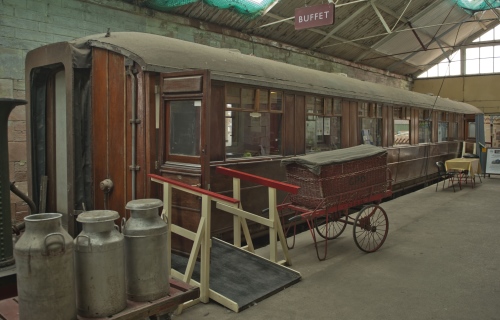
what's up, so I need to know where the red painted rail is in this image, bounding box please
[215,166,300,195]
[148,174,240,205]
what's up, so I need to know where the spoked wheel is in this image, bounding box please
[353,204,389,253]
[314,212,347,240]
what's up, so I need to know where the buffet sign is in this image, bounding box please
[295,3,335,30]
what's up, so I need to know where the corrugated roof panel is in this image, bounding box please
[125,0,500,77]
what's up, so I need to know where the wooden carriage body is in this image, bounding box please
[24,32,481,244]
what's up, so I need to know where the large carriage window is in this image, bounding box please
[305,96,342,152]
[225,85,282,158]
[393,106,410,145]
[438,112,449,142]
[418,110,432,143]
[359,103,382,146]
[169,100,201,156]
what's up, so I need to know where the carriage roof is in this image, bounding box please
[65,32,480,114]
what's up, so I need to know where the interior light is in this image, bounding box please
[250,112,262,118]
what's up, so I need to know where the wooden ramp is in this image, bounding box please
[171,238,301,312]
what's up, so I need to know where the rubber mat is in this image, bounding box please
[171,238,301,312]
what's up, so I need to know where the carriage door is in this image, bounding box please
[159,70,210,189]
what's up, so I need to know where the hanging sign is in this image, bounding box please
[295,3,335,30]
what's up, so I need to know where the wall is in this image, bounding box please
[0,0,411,221]
[413,74,500,147]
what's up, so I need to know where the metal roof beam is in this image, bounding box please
[309,2,372,49]
[370,1,392,34]
[352,1,452,63]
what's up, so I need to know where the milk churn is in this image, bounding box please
[14,213,77,320]
[75,210,127,317]
[123,198,169,301]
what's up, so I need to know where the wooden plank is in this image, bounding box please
[216,203,274,228]
[107,51,126,213]
[0,280,198,320]
[135,70,147,199]
[162,76,203,94]
[92,48,109,211]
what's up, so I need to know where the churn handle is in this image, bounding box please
[161,210,168,223]
[75,235,92,252]
[44,232,66,254]
[121,217,127,233]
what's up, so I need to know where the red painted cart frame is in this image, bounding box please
[277,170,393,261]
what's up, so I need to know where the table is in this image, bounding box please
[445,158,481,188]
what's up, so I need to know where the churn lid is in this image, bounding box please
[125,198,163,211]
[77,210,120,223]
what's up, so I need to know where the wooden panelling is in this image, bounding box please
[284,94,295,156]
[145,73,159,198]
[107,52,126,213]
[349,101,358,147]
[135,70,146,200]
[163,76,203,94]
[341,100,350,147]
[210,84,225,161]
[295,95,305,155]
[91,48,109,212]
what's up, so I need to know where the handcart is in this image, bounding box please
[278,145,392,261]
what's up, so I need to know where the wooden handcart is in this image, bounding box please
[278,145,392,261]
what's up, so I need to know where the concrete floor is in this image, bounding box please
[173,175,500,320]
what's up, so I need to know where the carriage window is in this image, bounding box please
[418,110,432,143]
[359,103,382,146]
[306,96,342,152]
[169,100,201,156]
[394,106,410,145]
[225,85,283,158]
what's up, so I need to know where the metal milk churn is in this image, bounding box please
[123,198,169,301]
[75,210,127,317]
[13,213,77,320]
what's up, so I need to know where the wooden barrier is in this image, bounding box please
[148,170,300,313]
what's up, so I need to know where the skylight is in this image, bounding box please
[142,0,279,15]
[454,0,500,13]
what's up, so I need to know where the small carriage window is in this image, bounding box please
[225,84,283,158]
[325,98,333,115]
[468,122,476,138]
[226,85,241,109]
[376,104,382,118]
[394,106,410,145]
[306,95,342,152]
[448,113,458,140]
[418,110,432,143]
[333,98,342,115]
[259,90,269,111]
[306,96,315,115]
[438,112,449,142]
[270,91,282,111]
[358,103,368,117]
[241,88,255,110]
[169,100,201,156]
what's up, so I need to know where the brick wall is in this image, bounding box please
[0,0,411,221]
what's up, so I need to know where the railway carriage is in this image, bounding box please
[25,32,483,245]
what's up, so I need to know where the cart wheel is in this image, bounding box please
[353,204,389,253]
[315,213,347,240]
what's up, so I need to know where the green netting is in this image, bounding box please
[144,0,279,15]
[454,0,500,14]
